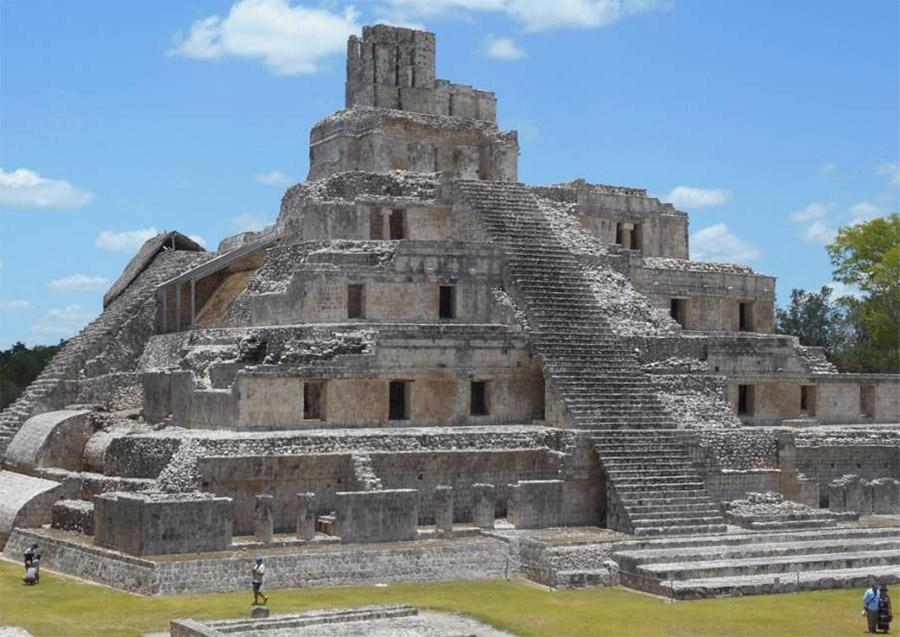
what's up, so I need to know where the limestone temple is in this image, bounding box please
[1,25,897,600]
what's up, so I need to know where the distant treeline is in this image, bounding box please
[0,341,66,411]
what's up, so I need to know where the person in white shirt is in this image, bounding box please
[251,557,268,605]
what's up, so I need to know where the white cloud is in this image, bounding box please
[30,304,97,337]
[0,300,36,314]
[848,200,883,224]
[96,227,159,253]
[254,170,293,186]
[232,214,273,232]
[690,223,760,262]
[828,280,862,300]
[663,186,733,209]
[800,219,836,244]
[876,162,900,188]
[484,35,526,60]
[789,201,834,223]
[820,161,836,174]
[0,167,94,209]
[167,0,360,75]
[188,234,208,248]
[384,0,667,32]
[48,274,111,294]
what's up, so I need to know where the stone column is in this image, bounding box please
[296,492,316,541]
[434,485,453,536]
[472,483,496,530]
[620,223,633,250]
[255,494,274,544]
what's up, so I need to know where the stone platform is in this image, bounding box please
[171,604,515,637]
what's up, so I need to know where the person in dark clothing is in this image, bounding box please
[878,586,893,633]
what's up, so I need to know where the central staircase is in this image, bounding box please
[456,180,725,535]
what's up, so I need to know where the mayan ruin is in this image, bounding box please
[0,22,897,624]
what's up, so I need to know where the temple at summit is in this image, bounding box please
[1,25,897,599]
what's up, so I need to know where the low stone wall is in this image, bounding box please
[197,454,355,535]
[2,528,512,595]
[370,449,559,523]
[508,480,563,529]
[52,499,94,534]
[334,489,418,542]
[704,470,818,507]
[829,475,900,514]
[94,491,233,556]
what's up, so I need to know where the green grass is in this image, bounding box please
[0,558,872,636]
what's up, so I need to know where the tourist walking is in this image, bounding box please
[865,584,882,633]
[251,556,268,605]
[878,586,892,633]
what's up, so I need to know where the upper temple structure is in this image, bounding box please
[1,25,897,599]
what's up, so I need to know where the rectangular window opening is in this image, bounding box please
[860,385,876,417]
[439,285,456,319]
[800,385,817,417]
[389,209,406,240]
[737,384,755,416]
[304,381,325,420]
[615,222,624,246]
[347,284,364,319]
[739,302,754,332]
[670,298,687,327]
[470,381,488,416]
[389,380,409,420]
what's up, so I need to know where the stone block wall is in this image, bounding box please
[508,480,563,529]
[94,492,233,556]
[197,454,355,535]
[334,489,419,542]
[3,528,510,595]
[0,470,78,547]
[370,449,559,523]
[631,267,775,333]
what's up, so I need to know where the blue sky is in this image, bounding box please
[1,0,898,346]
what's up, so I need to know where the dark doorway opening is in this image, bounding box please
[737,384,754,415]
[304,381,325,420]
[347,284,364,319]
[670,298,687,327]
[439,286,456,319]
[389,381,408,420]
[739,302,753,332]
[471,381,488,416]
[389,209,406,240]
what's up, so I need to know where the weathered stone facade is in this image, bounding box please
[0,24,897,598]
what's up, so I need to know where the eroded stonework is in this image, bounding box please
[0,24,897,598]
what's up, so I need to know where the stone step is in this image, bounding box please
[633,523,728,537]
[658,565,900,600]
[615,526,900,553]
[639,549,900,582]
[616,537,900,569]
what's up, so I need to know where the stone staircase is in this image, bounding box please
[0,251,208,457]
[456,179,725,536]
[595,430,726,535]
[613,526,900,599]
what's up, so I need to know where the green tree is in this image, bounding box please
[0,341,65,410]
[826,213,900,373]
[775,286,843,352]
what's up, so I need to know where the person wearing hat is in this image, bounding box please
[251,557,268,605]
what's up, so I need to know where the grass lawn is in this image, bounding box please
[0,558,872,636]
